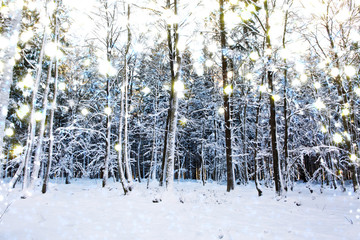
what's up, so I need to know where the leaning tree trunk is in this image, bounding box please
[0,2,23,163]
[219,0,234,192]
[28,61,53,192]
[42,19,59,194]
[21,31,47,191]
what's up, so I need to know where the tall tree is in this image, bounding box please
[164,0,182,190]
[42,2,60,193]
[264,0,282,196]
[219,0,234,192]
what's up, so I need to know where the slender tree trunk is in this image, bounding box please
[42,22,59,194]
[123,4,133,188]
[137,138,142,182]
[123,57,132,185]
[102,72,111,188]
[348,78,359,192]
[147,92,158,188]
[27,61,53,192]
[283,69,289,192]
[268,71,282,196]
[117,84,129,194]
[253,77,264,197]
[22,32,47,191]
[9,159,25,188]
[213,119,218,181]
[243,105,248,184]
[264,0,282,196]
[159,112,170,186]
[201,124,206,186]
[219,0,234,192]
[282,9,290,192]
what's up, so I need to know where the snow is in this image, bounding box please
[0,180,359,240]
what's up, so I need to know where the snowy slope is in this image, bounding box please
[0,179,359,240]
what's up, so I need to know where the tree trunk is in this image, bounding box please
[137,138,142,182]
[123,56,132,186]
[253,76,264,197]
[116,82,129,194]
[282,9,290,192]
[28,61,53,192]
[159,111,170,186]
[268,71,282,196]
[201,123,206,186]
[22,31,47,191]
[213,120,218,181]
[147,92,158,188]
[102,72,111,188]
[243,105,248,184]
[219,0,234,192]
[165,0,181,191]
[123,4,133,188]
[42,24,59,194]
[264,0,282,196]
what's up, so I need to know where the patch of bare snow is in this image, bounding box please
[0,179,359,240]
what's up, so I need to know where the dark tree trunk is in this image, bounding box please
[268,71,282,196]
[219,0,234,192]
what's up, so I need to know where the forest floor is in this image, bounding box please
[0,179,359,240]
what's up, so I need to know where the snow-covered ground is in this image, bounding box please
[0,179,359,240]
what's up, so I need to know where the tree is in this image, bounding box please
[0,0,23,172]
[164,0,182,190]
[219,0,235,192]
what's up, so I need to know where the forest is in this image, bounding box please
[0,0,360,239]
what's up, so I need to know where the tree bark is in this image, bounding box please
[22,31,47,191]
[117,80,129,194]
[219,0,234,192]
[123,25,133,187]
[282,8,290,192]
[253,76,264,197]
[165,0,181,190]
[268,71,282,196]
[102,67,112,188]
[42,21,59,194]
[159,111,170,186]
[264,0,282,196]
[147,90,158,188]
[28,61,53,192]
